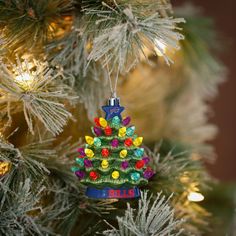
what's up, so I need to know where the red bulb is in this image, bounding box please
[101,148,110,157]
[89,171,99,180]
[104,126,112,136]
[124,138,133,147]
[135,160,145,169]
[94,117,101,126]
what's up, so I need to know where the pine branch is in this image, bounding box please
[103,191,184,236]
[83,0,184,73]
[0,59,76,135]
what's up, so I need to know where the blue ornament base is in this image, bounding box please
[86,186,141,199]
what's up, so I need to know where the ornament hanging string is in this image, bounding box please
[106,59,120,98]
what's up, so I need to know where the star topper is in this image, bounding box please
[102,97,124,120]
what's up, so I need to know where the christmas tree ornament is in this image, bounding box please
[118,127,126,137]
[85,148,94,158]
[85,136,94,145]
[120,149,128,158]
[104,126,112,136]
[71,166,80,172]
[126,126,135,136]
[72,95,154,199]
[133,137,143,147]
[0,161,12,178]
[101,148,109,157]
[94,137,101,147]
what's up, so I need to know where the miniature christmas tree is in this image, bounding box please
[72,97,154,199]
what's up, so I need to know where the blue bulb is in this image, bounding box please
[131,172,140,181]
[94,137,101,147]
[75,158,84,167]
[134,148,144,157]
[126,126,135,136]
[111,116,120,127]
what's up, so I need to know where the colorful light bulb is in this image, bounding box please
[131,172,140,181]
[101,148,109,157]
[124,138,133,147]
[93,127,102,136]
[111,116,120,127]
[143,167,154,179]
[122,116,131,126]
[75,170,85,179]
[111,139,119,148]
[94,117,101,126]
[133,137,143,147]
[94,137,101,147]
[89,171,99,180]
[135,160,145,169]
[101,160,109,169]
[84,159,93,168]
[99,117,107,128]
[104,126,112,136]
[120,149,128,158]
[75,157,84,166]
[121,161,129,170]
[126,126,135,136]
[85,148,94,158]
[77,148,85,157]
[71,166,79,172]
[112,170,120,179]
[134,148,144,157]
[85,136,94,145]
[118,127,126,137]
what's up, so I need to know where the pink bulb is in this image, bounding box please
[93,127,102,136]
[111,139,119,148]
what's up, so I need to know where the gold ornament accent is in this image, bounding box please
[119,149,128,158]
[85,148,94,158]
[133,137,143,147]
[111,170,120,179]
[118,127,126,137]
[99,118,107,128]
[101,160,109,169]
[85,136,94,145]
[0,161,11,177]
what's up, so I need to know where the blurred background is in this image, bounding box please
[175,0,236,182]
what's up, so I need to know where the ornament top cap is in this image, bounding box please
[108,97,120,106]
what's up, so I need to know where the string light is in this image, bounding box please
[15,72,34,90]
[187,192,204,202]
[154,39,166,57]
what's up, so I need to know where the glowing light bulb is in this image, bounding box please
[187,192,204,202]
[15,72,33,89]
[154,39,166,57]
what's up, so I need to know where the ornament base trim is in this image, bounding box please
[86,187,141,199]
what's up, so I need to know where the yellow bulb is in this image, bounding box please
[101,160,109,169]
[133,137,143,147]
[187,192,204,202]
[85,148,94,158]
[99,117,107,128]
[118,127,126,137]
[120,149,128,158]
[85,136,94,145]
[112,170,120,179]
[0,161,11,176]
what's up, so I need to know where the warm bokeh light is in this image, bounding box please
[187,192,204,202]
[154,39,166,56]
[15,72,34,90]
